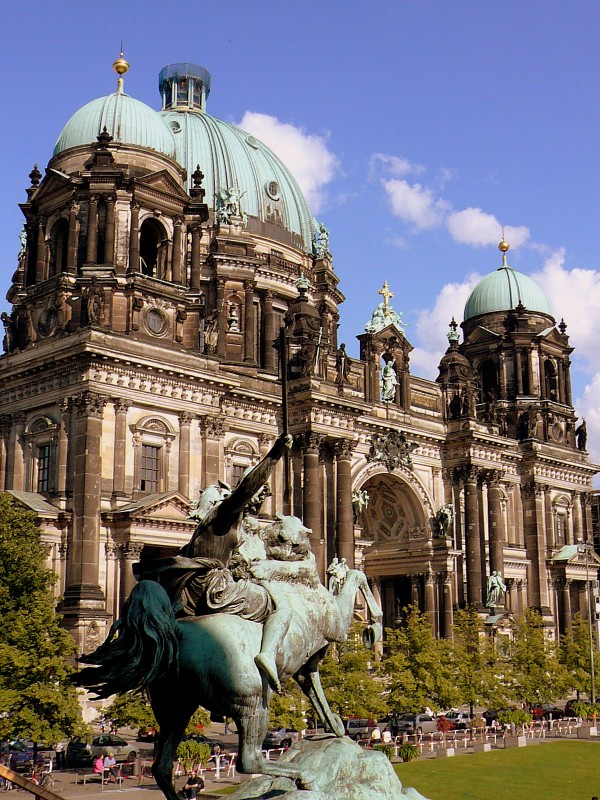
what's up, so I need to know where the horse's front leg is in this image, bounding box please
[295,650,344,737]
[150,683,197,800]
[235,705,316,790]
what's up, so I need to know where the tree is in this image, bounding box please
[559,612,596,700]
[450,607,507,715]
[505,608,570,707]
[379,607,457,713]
[103,691,157,731]
[269,680,308,731]
[319,622,388,720]
[0,494,86,745]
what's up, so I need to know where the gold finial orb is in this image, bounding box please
[498,238,510,254]
[113,52,130,77]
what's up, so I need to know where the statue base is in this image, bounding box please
[230,735,429,799]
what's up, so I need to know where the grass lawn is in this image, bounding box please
[395,740,599,800]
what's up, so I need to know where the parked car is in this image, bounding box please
[0,741,46,772]
[443,711,471,730]
[395,712,438,735]
[482,708,514,726]
[342,718,378,741]
[261,729,299,749]
[183,733,231,755]
[531,703,564,721]
[66,735,139,767]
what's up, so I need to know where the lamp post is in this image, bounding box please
[578,539,596,704]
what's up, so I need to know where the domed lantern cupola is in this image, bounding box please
[159,63,211,112]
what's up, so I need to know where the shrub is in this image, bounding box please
[436,716,454,733]
[372,744,394,761]
[397,743,419,763]
[176,740,211,773]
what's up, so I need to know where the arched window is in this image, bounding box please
[544,359,558,401]
[24,416,59,494]
[480,359,498,404]
[48,219,69,277]
[139,218,167,278]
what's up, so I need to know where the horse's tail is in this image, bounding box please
[73,580,180,698]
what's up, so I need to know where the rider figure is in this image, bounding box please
[135,433,294,693]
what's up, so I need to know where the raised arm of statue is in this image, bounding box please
[212,433,293,532]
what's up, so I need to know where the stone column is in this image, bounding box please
[199,416,225,487]
[463,465,483,607]
[66,202,79,274]
[335,439,355,569]
[178,412,193,498]
[522,481,550,611]
[0,416,10,492]
[128,202,140,273]
[442,572,454,638]
[515,349,524,395]
[561,578,572,634]
[564,358,573,406]
[120,542,143,613]
[263,291,276,371]
[244,280,256,363]
[217,279,227,357]
[172,219,183,284]
[424,570,436,633]
[498,352,508,399]
[6,412,25,491]
[190,225,201,290]
[544,486,554,549]
[557,359,566,405]
[112,399,130,496]
[573,492,584,542]
[303,433,324,578]
[57,399,72,496]
[104,195,116,267]
[62,392,107,609]
[487,471,505,574]
[86,196,98,264]
[36,218,46,282]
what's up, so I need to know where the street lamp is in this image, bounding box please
[577,539,596,704]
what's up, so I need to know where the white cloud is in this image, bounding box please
[577,375,600,463]
[238,111,339,213]
[446,207,530,248]
[369,153,423,178]
[410,273,482,378]
[382,179,450,230]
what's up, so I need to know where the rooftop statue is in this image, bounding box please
[73,433,423,799]
[217,186,247,226]
[364,282,407,335]
[312,219,331,259]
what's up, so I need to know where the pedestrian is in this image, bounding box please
[54,741,67,770]
[103,753,118,783]
[224,718,231,735]
[182,769,203,798]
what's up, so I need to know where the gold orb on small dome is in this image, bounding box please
[498,238,510,254]
[113,51,130,77]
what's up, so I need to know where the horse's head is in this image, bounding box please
[189,482,232,522]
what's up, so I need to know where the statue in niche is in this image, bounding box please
[83,278,105,325]
[203,309,219,354]
[528,406,541,439]
[352,488,369,524]
[335,343,352,385]
[381,358,398,402]
[484,387,497,423]
[434,503,454,538]
[460,385,475,417]
[576,418,587,451]
[485,571,507,608]
[227,304,241,332]
[448,391,461,419]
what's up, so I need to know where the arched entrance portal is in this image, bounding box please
[359,472,454,638]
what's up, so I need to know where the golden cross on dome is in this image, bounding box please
[378,280,394,309]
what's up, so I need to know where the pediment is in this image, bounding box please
[373,324,414,352]
[135,170,190,201]
[29,172,76,204]
[109,491,193,523]
[537,326,566,347]
[464,325,501,345]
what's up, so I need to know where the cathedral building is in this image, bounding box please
[1,56,598,652]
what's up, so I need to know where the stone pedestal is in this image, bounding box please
[230,735,429,800]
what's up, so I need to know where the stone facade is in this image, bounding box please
[1,62,598,651]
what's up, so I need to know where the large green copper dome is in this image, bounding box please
[464,247,552,321]
[158,64,314,252]
[53,92,177,159]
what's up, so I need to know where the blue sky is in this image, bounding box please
[2,1,600,462]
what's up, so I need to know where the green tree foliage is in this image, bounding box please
[319,622,388,719]
[379,607,457,713]
[0,494,86,744]
[176,740,211,772]
[186,707,212,735]
[559,612,596,699]
[505,608,570,706]
[451,607,508,714]
[269,680,307,731]
[103,691,157,731]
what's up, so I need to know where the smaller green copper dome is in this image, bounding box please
[464,265,552,321]
[54,92,176,159]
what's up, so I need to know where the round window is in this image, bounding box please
[169,121,182,134]
[246,135,258,149]
[145,308,167,336]
[265,180,280,201]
